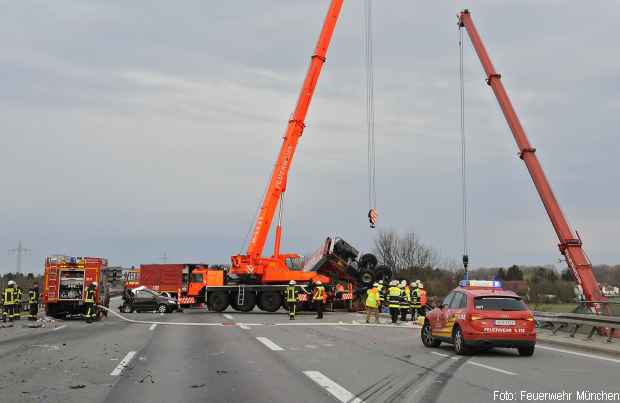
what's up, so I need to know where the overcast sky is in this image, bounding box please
[1,1,618,274]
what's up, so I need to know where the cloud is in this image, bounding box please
[0,1,618,274]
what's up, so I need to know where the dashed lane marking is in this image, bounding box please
[223,314,234,320]
[238,323,251,330]
[110,351,136,376]
[256,337,284,351]
[303,370,365,403]
[148,323,157,331]
[467,361,518,376]
[537,344,620,365]
[52,325,67,331]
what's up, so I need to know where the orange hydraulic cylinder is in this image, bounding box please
[458,10,605,307]
[243,0,345,260]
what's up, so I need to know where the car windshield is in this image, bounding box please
[473,296,526,311]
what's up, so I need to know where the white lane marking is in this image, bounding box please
[52,325,67,331]
[148,323,157,331]
[431,352,450,358]
[537,344,620,364]
[467,361,517,376]
[305,344,318,349]
[303,371,365,403]
[110,351,136,376]
[238,323,250,330]
[32,344,60,351]
[223,314,234,320]
[256,337,284,351]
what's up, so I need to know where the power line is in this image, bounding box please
[8,240,31,274]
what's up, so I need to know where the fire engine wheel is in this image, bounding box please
[421,321,441,348]
[453,327,472,355]
[258,291,282,312]
[231,291,257,312]
[208,291,230,312]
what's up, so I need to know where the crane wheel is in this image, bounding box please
[207,291,230,312]
[359,268,374,285]
[258,291,282,312]
[231,291,257,312]
[374,265,392,281]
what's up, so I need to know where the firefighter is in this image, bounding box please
[312,280,325,319]
[400,280,411,321]
[84,282,97,323]
[2,280,16,322]
[28,283,39,321]
[387,280,402,324]
[417,282,428,320]
[411,281,420,322]
[365,283,380,324]
[376,280,384,312]
[14,286,23,320]
[286,280,298,320]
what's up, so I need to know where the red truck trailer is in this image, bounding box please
[43,255,110,320]
[134,264,211,305]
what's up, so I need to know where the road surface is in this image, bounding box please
[0,299,618,403]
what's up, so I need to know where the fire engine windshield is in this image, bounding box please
[474,296,526,311]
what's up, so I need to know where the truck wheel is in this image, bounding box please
[374,265,392,281]
[231,291,257,312]
[258,291,282,312]
[208,291,230,312]
[358,253,378,270]
[359,268,374,285]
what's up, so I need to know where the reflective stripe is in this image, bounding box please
[286,286,297,303]
[313,286,325,300]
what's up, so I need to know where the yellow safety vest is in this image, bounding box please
[29,289,38,304]
[387,286,402,308]
[3,288,15,305]
[404,287,411,306]
[412,288,421,308]
[376,284,384,301]
[313,286,325,301]
[85,288,96,303]
[285,286,297,303]
[365,288,379,308]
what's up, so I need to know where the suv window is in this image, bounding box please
[474,296,526,311]
[442,293,455,308]
[449,293,465,309]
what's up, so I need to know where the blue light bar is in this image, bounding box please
[459,280,502,288]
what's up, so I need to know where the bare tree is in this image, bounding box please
[373,230,399,270]
[374,230,439,272]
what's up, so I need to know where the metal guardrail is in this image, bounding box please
[534,311,619,343]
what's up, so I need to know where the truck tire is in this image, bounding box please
[258,291,282,312]
[231,291,257,312]
[359,268,374,285]
[358,253,378,270]
[208,291,230,312]
[374,265,392,281]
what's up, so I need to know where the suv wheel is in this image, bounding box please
[453,327,472,355]
[157,304,168,314]
[518,345,535,357]
[421,321,441,348]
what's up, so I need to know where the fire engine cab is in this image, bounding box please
[421,280,536,356]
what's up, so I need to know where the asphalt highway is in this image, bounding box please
[1,298,618,403]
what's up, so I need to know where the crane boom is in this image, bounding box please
[231,0,344,278]
[458,10,606,310]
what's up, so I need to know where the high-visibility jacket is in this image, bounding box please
[285,286,298,303]
[365,288,379,308]
[419,289,428,306]
[387,286,402,308]
[403,287,411,307]
[84,288,96,303]
[412,288,421,308]
[16,288,23,303]
[3,287,15,305]
[313,286,325,302]
[376,284,384,302]
[29,288,39,304]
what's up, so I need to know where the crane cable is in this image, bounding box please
[364,0,378,228]
[459,26,470,276]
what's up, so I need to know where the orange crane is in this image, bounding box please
[230,0,344,284]
[458,10,607,311]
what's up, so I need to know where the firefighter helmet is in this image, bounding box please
[315,280,322,285]
[8,280,16,286]
[91,282,97,287]
[289,280,296,285]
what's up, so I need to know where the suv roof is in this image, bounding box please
[455,286,520,298]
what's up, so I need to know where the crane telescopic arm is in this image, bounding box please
[458,10,606,309]
[231,0,344,276]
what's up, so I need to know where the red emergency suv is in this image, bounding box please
[421,280,536,356]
